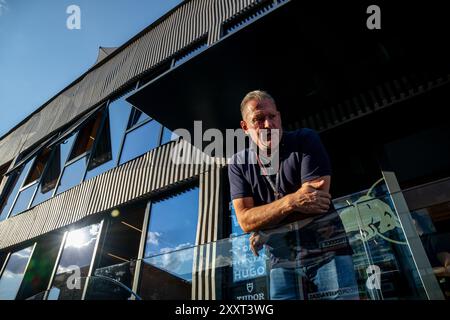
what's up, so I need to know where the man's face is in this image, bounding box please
[240,98,283,152]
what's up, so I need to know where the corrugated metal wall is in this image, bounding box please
[0,0,264,169]
[0,140,227,251]
[192,158,226,300]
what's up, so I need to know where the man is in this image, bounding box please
[228,90,358,300]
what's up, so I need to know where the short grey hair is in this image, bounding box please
[240,90,276,118]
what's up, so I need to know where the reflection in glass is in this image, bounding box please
[119,120,162,165]
[16,234,63,300]
[85,101,131,180]
[0,159,35,221]
[160,127,178,145]
[128,109,150,129]
[86,262,137,300]
[24,148,52,186]
[48,223,101,300]
[139,187,199,299]
[69,113,103,161]
[55,156,88,195]
[0,246,34,300]
[8,184,38,217]
[229,202,267,284]
[337,181,427,300]
[410,202,450,300]
[140,248,194,300]
[32,135,76,206]
[144,187,199,259]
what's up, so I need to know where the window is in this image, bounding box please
[139,186,199,300]
[15,233,64,300]
[85,202,146,300]
[7,148,53,217]
[0,160,34,221]
[31,134,76,206]
[85,97,131,180]
[47,222,102,300]
[144,187,199,258]
[0,161,10,191]
[160,127,178,145]
[119,118,162,165]
[128,109,150,129]
[68,113,103,161]
[55,157,89,195]
[55,110,104,195]
[0,245,35,300]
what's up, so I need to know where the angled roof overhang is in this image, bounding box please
[127,1,450,135]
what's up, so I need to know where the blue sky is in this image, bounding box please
[0,0,182,137]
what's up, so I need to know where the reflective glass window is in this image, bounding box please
[48,223,101,300]
[119,120,162,165]
[0,164,8,188]
[69,112,103,161]
[128,109,150,129]
[24,148,52,186]
[8,184,38,217]
[55,156,89,195]
[144,187,199,258]
[15,233,64,300]
[0,246,34,300]
[160,127,178,145]
[9,148,54,216]
[0,159,35,221]
[139,187,199,299]
[31,135,76,206]
[85,99,131,180]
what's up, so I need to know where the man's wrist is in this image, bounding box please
[282,193,296,215]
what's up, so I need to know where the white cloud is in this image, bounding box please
[146,231,162,246]
[0,0,8,16]
[148,243,195,277]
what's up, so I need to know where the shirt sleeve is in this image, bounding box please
[300,129,332,182]
[228,162,253,200]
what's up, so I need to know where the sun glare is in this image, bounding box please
[65,228,88,248]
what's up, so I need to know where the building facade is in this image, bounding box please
[0,0,449,300]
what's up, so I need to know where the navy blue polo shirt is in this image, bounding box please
[228,128,332,205]
[228,128,352,264]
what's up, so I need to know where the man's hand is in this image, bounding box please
[287,179,331,215]
[249,231,270,256]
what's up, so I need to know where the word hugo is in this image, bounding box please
[66,5,81,30]
[171,121,280,167]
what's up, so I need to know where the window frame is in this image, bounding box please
[133,182,200,299]
[0,243,37,300]
[5,156,41,219]
[113,82,163,167]
[43,219,105,300]
[52,107,108,196]
[117,112,164,167]
[1,80,176,219]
